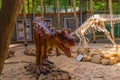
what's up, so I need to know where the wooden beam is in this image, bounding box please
[56,0,60,28]
[109,0,113,14]
[73,0,77,29]
[22,0,27,47]
[90,0,96,43]
[27,0,30,13]
[32,0,35,19]
[105,0,108,14]
[80,0,82,25]
[73,0,77,18]
[90,0,94,14]
[109,0,115,40]
[40,0,44,18]
[86,0,88,11]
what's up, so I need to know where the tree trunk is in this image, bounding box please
[32,0,35,19]
[40,0,44,18]
[80,0,82,25]
[0,0,22,74]
[73,0,77,29]
[56,0,60,28]
[22,0,28,47]
[109,0,115,41]
[90,0,96,42]
[27,0,30,13]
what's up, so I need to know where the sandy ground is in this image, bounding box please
[1,42,120,80]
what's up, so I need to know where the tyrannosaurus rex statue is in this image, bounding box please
[32,17,76,74]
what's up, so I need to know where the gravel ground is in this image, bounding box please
[1,43,120,80]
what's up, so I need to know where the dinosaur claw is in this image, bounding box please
[43,59,54,66]
[47,60,54,64]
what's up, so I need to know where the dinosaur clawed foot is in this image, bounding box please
[43,59,54,66]
[25,63,51,76]
[32,65,50,75]
[36,65,50,75]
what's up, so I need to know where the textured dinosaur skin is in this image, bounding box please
[32,17,76,74]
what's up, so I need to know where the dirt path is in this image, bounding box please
[1,43,120,80]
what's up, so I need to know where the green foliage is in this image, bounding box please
[93,2,106,11]
[113,2,120,14]
[0,0,1,9]
[17,0,120,14]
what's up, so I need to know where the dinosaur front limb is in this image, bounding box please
[92,28,96,43]
[42,36,54,66]
[100,22,117,47]
[104,30,116,47]
[82,36,90,53]
[110,21,115,41]
[33,30,49,75]
[56,48,61,56]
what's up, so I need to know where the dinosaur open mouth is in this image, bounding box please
[56,42,72,57]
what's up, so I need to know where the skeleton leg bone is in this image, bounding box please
[82,36,90,53]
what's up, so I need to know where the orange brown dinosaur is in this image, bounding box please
[32,17,76,74]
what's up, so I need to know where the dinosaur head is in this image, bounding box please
[54,29,76,57]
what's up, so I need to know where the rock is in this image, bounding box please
[117,54,120,61]
[103,54,111,59]
[101,59,110,65]
[77,48,90,55]
[89,52,99,57]
[91,55,102,64]
[83,55,91,62]
[110,57,118,65]
[111,52,119,57]
[24,48,35,56]
[6,49,15,59]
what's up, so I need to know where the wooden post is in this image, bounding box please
[109,0,115,40]
[86,0,89,19]
[73,0,77,29]
[56,0,60,28]
[80,0,82,25]
[90,0,94,15]
[90,0,96,43]
[27,0,30,13]
[32,0,35,19]
[22,0,27,47]
[86,0,88,11]
[0,0,1,9]
[105,0,108,14]
[40,0,44,18]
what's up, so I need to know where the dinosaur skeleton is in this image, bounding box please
[73,14,120,49]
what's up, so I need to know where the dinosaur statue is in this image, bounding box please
[32,17,76,74]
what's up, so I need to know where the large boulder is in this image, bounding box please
[101,59,110,65]
[91,54,102,64]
